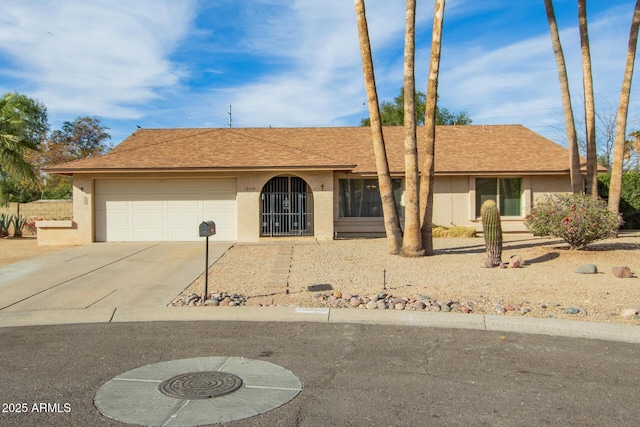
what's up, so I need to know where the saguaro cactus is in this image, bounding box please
[481,200,502,267]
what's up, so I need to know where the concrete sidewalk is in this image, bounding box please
[0,305,638,344]
[0,241,233,311]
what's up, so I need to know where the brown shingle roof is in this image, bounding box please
[45,125,585,175]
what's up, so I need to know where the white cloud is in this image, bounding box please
[175,0,411,129]
[1,0,638,146]
[436,3,640,141]
[0,0,196,123]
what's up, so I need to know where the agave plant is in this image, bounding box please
[0,213,11,237]
[11,214,28,237]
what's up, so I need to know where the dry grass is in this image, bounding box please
[432,225,477,238]
[0,237,73,268]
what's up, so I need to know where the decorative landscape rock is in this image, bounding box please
[508,255,524,268]
[575,264,598,274]
[412,301,426,310]
[170,292,247,307]
[612,266,633,278]
[480,257,494,268]
[168,288,635,322]
[349,297,362,307]
[365,301,378,309]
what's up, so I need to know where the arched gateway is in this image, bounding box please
[260,176,313,237]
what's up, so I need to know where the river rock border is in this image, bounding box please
[169,291,640,321]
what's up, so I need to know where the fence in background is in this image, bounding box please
[0,200,72,221]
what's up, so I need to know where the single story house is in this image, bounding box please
[40,125,586,245]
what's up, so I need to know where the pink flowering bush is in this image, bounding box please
[525,194,620,250]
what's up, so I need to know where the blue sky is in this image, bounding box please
[0,0,638,147]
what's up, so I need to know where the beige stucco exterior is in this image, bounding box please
[37,171,573,245]
[235,170,334,242]
[38,171,336,245]
[333,173,573,237]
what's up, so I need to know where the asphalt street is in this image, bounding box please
[1,321,638,426]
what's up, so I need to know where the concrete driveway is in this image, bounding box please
[0,241,233,312]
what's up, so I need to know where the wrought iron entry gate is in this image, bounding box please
[261,176,313,237]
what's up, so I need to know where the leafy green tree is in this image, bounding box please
[47,116,111,161]
[359,88,472,126]
[0,92,49,202]
[598,172,640,229]
[36,116,111,199]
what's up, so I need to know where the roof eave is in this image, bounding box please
[353,170,576,176]
[44,165,358,176]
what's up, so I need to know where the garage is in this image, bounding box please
[95,178,236,242]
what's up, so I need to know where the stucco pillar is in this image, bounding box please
[236,190,260,242]
[37,175,93,245]
[313,189,333,240]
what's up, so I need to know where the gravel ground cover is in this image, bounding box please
[177,232,640,325]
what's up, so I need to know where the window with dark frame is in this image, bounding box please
[338,179,403,218]
[475,178,522,217]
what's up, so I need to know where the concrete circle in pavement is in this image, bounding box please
[94,356,302,426]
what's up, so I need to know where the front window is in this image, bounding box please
[475,178,522,217]
[339,179,403,218]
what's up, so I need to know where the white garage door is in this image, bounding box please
[95,178,236,242]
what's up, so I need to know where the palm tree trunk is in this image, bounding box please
[609,0,640,216]
[544,0,583,194]
[354,0,403,254]
[578,0,598,198]
[420,0,446,256]
[401,0,424,258]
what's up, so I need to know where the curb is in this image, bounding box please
[1,306,638,343]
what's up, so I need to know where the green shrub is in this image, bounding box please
[598,172,640,229]
[525,194,619,250]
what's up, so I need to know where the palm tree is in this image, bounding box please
[578,0,598,198]
[544,0,582,194]
[609,0,640,216]
[401,0,424,258]
[420,0,446,256]
[354,0,403,254]
[0,94,37,182]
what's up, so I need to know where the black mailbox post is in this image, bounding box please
[200,221,216,301]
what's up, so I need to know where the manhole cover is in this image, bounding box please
[159,371,243,399]
[95,357,302,425]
